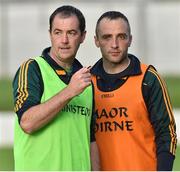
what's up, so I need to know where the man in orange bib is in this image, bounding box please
[91,11,177,171]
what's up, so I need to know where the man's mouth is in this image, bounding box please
[109,51,120,55]
[60,47,70,50]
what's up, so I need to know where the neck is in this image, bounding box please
[103,57,130,74]
[49,49,73,71]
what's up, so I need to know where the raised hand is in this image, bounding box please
[67,67,91,97]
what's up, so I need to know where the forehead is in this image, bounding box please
[98,18,129,34]
[52,14,80,30]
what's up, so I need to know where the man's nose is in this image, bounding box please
[112,38,119,48]
[62,34,69,43]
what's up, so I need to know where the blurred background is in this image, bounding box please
[0,0,180,170]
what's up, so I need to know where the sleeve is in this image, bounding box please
[12,59,43,123]
[157,151,174,171]
[142,66,177,170]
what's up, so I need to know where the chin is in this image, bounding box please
[110,58,123,64]
[111,61,121,64]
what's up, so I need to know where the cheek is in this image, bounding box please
[100,46,108,56]
[99,41,108,49]
[120,42,130,49]
[51,37,60,46]
[72,38,81,47]
[101,44,109,53]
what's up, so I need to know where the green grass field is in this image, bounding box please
[0,147,14,170]
[164,76,180,108]
[0,146,180,170]
[0,78,14,111]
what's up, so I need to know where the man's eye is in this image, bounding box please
[68,31,77,35]
[102,35,111,40]
[54,31,61,35]
[119,34,128,40]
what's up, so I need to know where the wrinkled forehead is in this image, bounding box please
[52,14,80,29]
[54,13,79,22]
[56,12,75,18]
[97,17,130,34]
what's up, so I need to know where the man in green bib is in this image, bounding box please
[12,5,100,171]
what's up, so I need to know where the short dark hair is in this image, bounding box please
[49,5,86,33]
[96,11,131,36]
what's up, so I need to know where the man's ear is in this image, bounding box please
[94,35,100,48]
[128,34,132,47]
[49,29,52,42]
[80,31,86,43]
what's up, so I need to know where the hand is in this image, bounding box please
[67,67,91,97]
